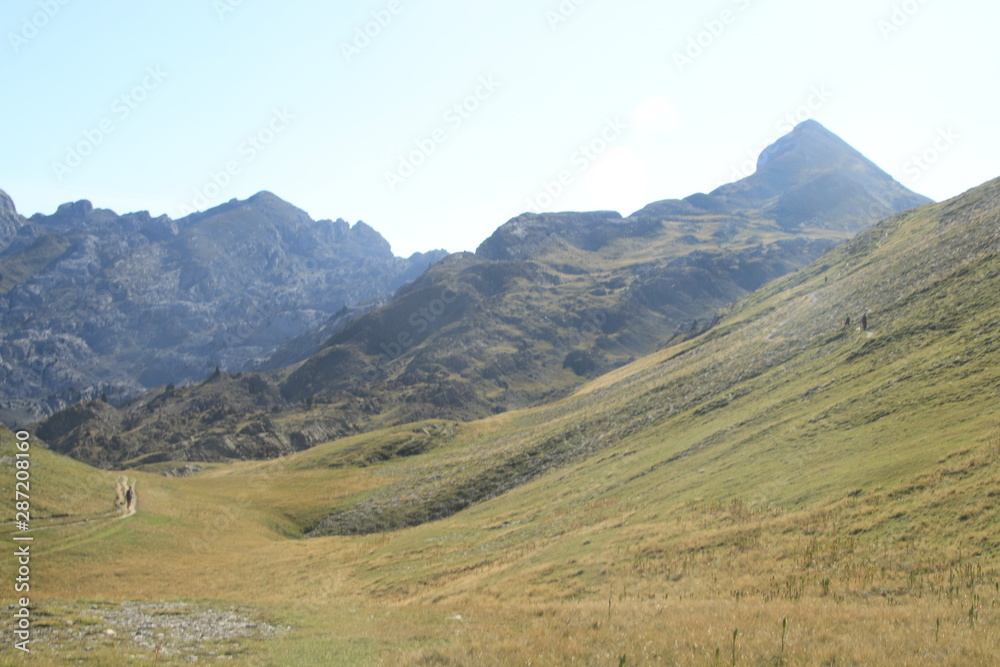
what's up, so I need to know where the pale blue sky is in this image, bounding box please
[3,0,998,256]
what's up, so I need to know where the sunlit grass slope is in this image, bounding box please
[5,177,1000,664]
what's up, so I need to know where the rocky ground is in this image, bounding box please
[14,600,287,662]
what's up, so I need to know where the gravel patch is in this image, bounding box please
[13,600,288,662]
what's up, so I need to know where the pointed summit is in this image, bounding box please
[757,120,853,170]
[176,191,308,227]
[703,120,932,231]
[752,120,884,191]
[246,190,292,209]
[222,190,307,222]
[631,121,930,233]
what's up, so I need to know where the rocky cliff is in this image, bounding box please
[0,191,446,424]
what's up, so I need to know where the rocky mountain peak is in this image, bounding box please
[0,187,448,424]
[334,220,394,258]
[0,188,17,218]
[54,199,95,219]
[239,191,309,223]
[754,119,875,182]
[476,210,626,261]
[247,190,281,204]
[348,219,383,240]
[682,120,935,232]
[0,188,23,251]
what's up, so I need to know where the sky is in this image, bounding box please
[3,0,998,257]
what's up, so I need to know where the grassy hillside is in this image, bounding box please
[4,178,998,664]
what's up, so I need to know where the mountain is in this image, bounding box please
[0,191,447,424]
[33,121,933,467]
[283,122,929,412]
[0,188,25,252]
[11,176,999,665]
[631,119,930,231]
[305,174,1000,535]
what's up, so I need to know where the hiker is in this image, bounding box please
[844,315,851,329]
[861,313,868,331]
[125,485,134,510]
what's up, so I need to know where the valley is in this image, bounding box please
[2,171,998,664]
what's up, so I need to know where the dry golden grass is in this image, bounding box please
[4,413,1000,665]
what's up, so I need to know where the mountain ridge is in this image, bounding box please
[31,121,936,467]
[304,173,1000,535]
[0,191,447,424]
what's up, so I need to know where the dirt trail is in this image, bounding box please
[116,475,137,517]
[115,475,126,506]
[20,475,137,534]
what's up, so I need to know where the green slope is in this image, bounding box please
[0,426,113,522]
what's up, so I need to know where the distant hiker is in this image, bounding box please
[861,313,868,331]
[844,315,851,329]
[125,486,134,510]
